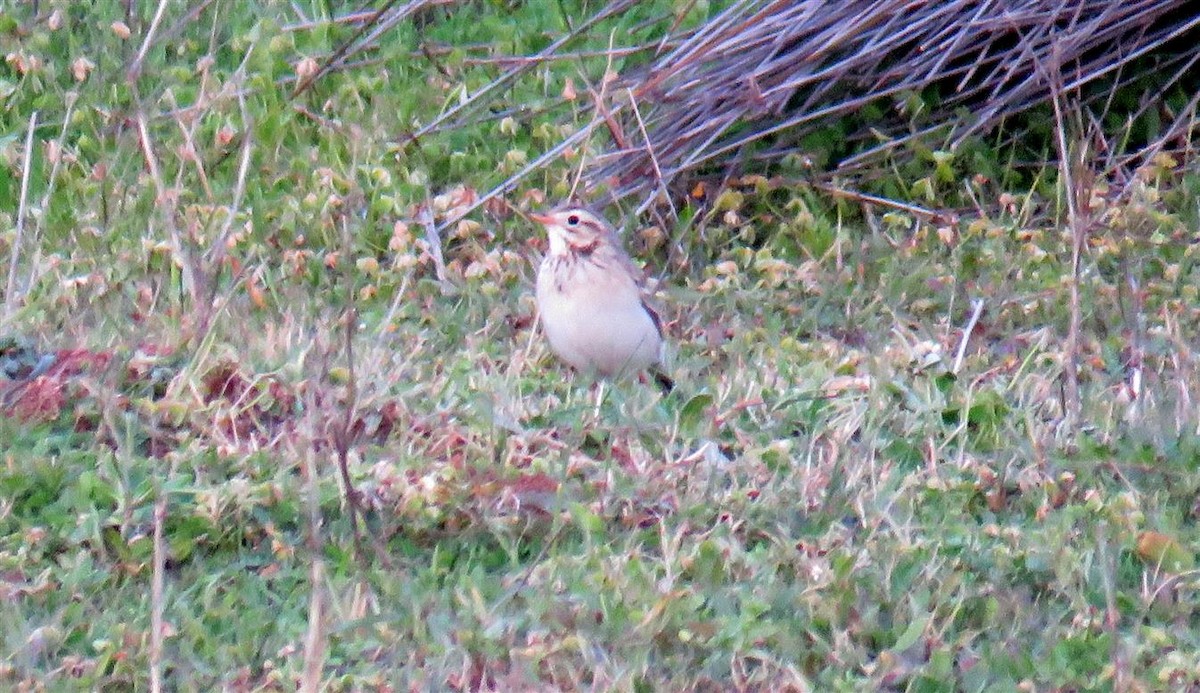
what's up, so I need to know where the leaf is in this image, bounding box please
[678,392,714,435]
[688,539,725,585]
[1136,531,1195,573]
[713,189,744,212]
[894,612,930,652]
[569,502,603,535]
[966,390,1008,427]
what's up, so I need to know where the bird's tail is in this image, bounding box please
[651,367,675,394]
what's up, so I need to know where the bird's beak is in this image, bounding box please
[529,211,554,225]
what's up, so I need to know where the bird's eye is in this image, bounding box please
[566,214,580,226]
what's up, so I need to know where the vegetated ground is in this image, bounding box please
[1,2,1199,690]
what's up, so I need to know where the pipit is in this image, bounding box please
[530,205,674,392]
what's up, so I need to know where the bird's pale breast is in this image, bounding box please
[536,253,661,377]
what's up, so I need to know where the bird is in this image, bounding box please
[530,205,674,392]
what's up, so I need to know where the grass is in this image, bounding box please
[2,1,1200,690]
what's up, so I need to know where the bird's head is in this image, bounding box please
[529,206,613,255]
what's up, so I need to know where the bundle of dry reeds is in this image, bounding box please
[581,0,1200,203]
[319,1,1198,222]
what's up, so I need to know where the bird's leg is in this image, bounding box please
[592,379,607,420]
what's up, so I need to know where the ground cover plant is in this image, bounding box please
[1,1,1199,690]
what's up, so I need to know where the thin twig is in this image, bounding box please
[811,182,958,225]
[435,126,594,235]
[127,0,171,82]
[568,32,623,202]
[1097,526,1129,690]
[198,62,257,326]
[283,9,377,32]
[22,95,79,304]
[136,112,197,306]
[1049,67,1084,435]
[291,0,411,98]
[3,111,37,323]
[149,497,166,693]
[406,0,639,141]
[213,101,257,235]
[462,43,668,65]
[299,442,326,692]
[334,211,365,553]
[149,448,182,693]
[418,198,449,287]
[952,298,986,374]
[627,86,675,219]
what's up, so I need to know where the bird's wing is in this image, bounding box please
[641,297,665,338]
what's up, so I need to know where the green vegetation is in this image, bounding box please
[1,1,1198,689]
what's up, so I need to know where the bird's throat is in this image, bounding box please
[548,230,600,258]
